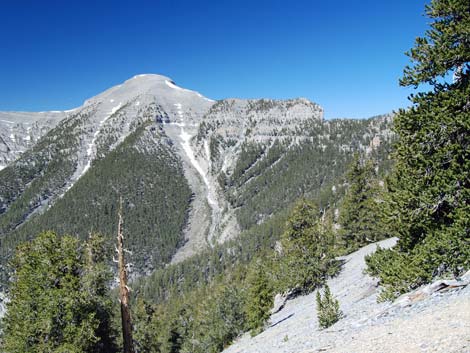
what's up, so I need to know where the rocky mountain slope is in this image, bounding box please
[223,238,470,353]
[0,111,66,168]
[0,74,394,285]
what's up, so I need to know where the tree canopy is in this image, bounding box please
[278,199,337,294]
[401,0,470,87]
[339,154,386,250]
[1,232,117,353]
[366,0,470,299]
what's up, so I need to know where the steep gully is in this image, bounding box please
[165,102,222,259]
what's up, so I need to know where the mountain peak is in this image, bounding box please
[81,74,215,114]
[127,73,172,82]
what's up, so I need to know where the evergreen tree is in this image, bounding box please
[133,299,167,353]
[1,232,117,353]
[83,234,119,353]
[278,199,336,294]
[245,261,273,336]
[366,0,470,299]
[166,304,193,353]
[339,154,386,251]
[316,284,342,329]
[184,283,246,353]
[392,0,470,252]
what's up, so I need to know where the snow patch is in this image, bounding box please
[165,80,185,91]
[197,92,216,103]
[109,104,122,115]
[174,103,184,118]
[165,80,215,103]
[168,102,220,237]
[221,153,230,173]
[204,139,212,171]
[0,165,5,171]
[179,125,217,208]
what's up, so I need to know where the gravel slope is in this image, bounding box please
[223,238,470,353]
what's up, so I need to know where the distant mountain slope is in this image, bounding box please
[0,74,213,284]
[2,120,192,276]
[194,101,393,232]
[0,74,394,288]
[0,111,66,168]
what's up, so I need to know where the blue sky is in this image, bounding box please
[0,0,429,118]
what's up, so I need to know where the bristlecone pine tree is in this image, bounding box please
[366,0,470,299]
[1,232,117,353]
[278,199,336,294]
[245,261,273,336]
[316,284,342,329]
[339,154,386,251]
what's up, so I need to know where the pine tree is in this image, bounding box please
[339,154,386,251]
[2,232,117,353]
[245,261,273,336]
[278,199,336,294]
[391,0,470,251]
[183,283,246,353]
[165,304,193,353]
[316,284,342,329]
[366,0,470,299]
[83,234,119,353]
[133,299,167,353]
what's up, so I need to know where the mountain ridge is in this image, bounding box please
[0,74,394,286]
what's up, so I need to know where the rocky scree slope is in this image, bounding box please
[0,75,394,284]
[223,238,470,353]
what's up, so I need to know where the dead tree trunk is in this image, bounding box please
[117,199,135,353]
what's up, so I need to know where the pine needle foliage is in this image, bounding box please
[1,232,118,353]
[316,284,342,329]
[245,261,273,336]
[278,199,338,294]
[338,154,387,251]
[366,0,470,300]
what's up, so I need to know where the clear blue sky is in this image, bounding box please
[0,0,429,118]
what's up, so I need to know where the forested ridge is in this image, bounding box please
[0,103,393,285]
[1,119,192,283]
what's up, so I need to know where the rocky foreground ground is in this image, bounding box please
[223,238,470,353]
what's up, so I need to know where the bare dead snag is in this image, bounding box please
[117,198,135,353]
